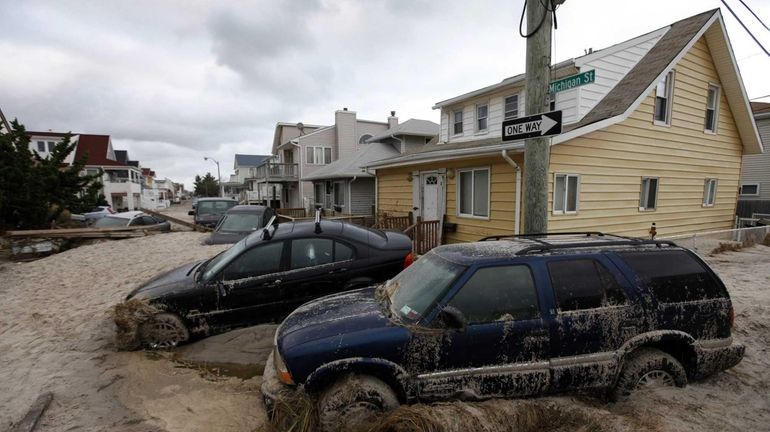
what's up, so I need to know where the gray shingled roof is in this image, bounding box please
[366,119,440,142]
[234,154,272,168]
[566,9,716,132]
[302,142,400,181]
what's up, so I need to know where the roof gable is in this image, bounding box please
[366,119,439,143]
[73,134,123,166]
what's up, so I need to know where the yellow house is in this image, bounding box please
[367,9,763,243]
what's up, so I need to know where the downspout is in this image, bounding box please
[348,175,357,215]
[501,150,522,235]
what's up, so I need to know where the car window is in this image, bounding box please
[218,213,264,232]
[290,238,334,269]
[141,216,157,225]
[619,250,725,303]
[222,241,283,281]
[128,217,143,226]
[335,242,354,261]
[548,259,627,312]
[94,216,128,228]
[448,265,538,323]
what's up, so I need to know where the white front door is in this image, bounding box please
[421,173,441,221]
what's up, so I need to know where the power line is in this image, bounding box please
[721,0,770,57]
[736,0,770,33]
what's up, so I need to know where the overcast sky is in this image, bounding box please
[2,0,769,190]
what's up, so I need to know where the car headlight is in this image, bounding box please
[274,348,294,385]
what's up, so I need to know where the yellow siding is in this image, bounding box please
[549,36,743,237]
[377,155,523,243]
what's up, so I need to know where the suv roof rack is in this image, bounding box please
[514,238,678,255]
[480,231,611,241]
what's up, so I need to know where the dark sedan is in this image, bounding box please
[119,219,413,348]
[204,205,276,245]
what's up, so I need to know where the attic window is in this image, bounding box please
[704,84,720,133]
[359,134,373,144]
[654,71,674,125]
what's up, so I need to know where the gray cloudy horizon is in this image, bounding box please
[2,0,769,190]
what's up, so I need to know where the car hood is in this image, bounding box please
[127,260,203,299]
[204,231,249,245]
[278,287,391,347]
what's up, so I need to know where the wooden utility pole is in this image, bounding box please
[522,0,554,234]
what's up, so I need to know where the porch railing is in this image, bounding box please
[251,162,298,181]
[404,217,442,255]
[277,207,307,218]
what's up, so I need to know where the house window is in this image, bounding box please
[306,146,332,165]
[704,84,720,133]
[640,177,659,211]
[504,95,519,120]
[37,141,45,152]
[553,174,579,214]
[703,178,717,207]
[458,167,490,218]
[476,104,488,132]
[359,134,373,144]
[453,110,463,135]
[47,141,55,152]
[654,71,674,125]
[739,184,759,196]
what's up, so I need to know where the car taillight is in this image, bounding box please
[729,305,735,329]
[403,252,414,269]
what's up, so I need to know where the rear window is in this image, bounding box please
[198,200,236,213]
[548,259,628,312]
[619,250,726,303]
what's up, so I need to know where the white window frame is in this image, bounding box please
[475,103,488,133]
[739,183,760,197]
[305,146,332,165]
[639,177,659,211]
[504,94,519,120]
[452,110,463,136]
[653,70,675,126]
[456,167,491,219]
[702,178,718,207]
[704,83,720,134]
[553,173,580,215]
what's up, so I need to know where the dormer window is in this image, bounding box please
[476,104,488,132]
[37,141,45,152]
[504,95,519,120]
[453,111,463,135]
[359,134,373,144]
[654,71,674,125]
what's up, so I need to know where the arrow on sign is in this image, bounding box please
[501,110,562,142]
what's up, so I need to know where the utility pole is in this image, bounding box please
[522,0,555,234]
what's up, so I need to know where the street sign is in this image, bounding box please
[549,70,595,94]
[501,110,562,141]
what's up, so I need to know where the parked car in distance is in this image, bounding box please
[204,205,277,245]
[120,219,413,349]
[189,197,237,228]
[262,233,745,431]
[93,211,171,232]
[71,205,116,222]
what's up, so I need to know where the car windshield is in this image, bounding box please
[198,200,236,214]
[93,216,128,228]
[386,251,465,324]
[202,237,248,280]
[217,213,264,232]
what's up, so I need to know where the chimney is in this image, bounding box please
[335,107,357,157]
[388,110,398,130]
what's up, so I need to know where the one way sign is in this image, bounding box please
[501,110,562,141]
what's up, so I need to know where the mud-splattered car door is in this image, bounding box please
[413,264,551,400]
[543,255,645,391]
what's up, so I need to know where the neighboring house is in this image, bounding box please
[257,110,395,209]
[303,116,439,216]
[231,153,272,201]
[737,102,770,217]
[73,134,143,210]
[368,9,762,242]
[26,131,78,165]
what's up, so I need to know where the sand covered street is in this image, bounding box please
[0,228,769,431]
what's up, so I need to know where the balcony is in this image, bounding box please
[250,162,298,182]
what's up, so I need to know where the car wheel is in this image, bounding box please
[139,312,190,349]
[317,374,399,432]
[613,347,687,398]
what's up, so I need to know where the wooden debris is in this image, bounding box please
[139,207,211,232]
[9,392,53,432]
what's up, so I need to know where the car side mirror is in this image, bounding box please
[438,306,467,330]
[188,211,194,216]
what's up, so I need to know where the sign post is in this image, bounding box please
[502,110,562,142]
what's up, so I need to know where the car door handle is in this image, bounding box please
[328,268,348,274]
[269,279,282,286]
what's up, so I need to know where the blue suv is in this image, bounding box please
[262,233,744,431]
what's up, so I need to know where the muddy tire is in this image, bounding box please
[317,374,399,432]
[139,312,189,349]
[613,347,687,398]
